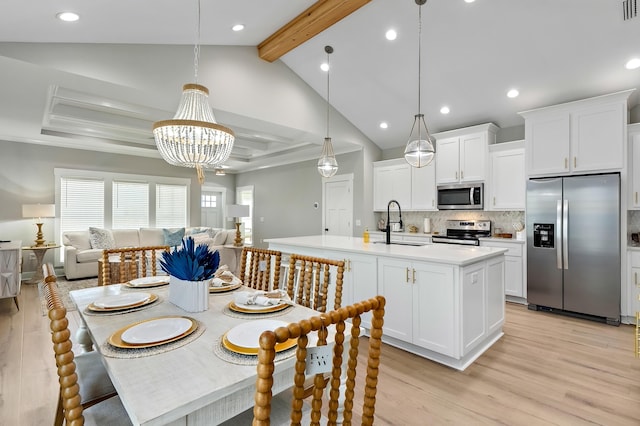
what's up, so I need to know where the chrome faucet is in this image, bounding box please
[386,199,403,244]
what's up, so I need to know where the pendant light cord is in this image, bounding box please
[417,3,422,115]
[193,0,201,84]
[326,47,331,139]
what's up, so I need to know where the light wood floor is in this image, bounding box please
[1,284,639,425]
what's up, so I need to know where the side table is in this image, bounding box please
[22,244,60,284]
[223,245,246,276]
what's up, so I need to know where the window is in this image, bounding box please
[201,193,217,208]
[156,184,187,228]
[112,181,149,229]
[236,186,254,245]
[55,169,190,262]
[60,177,105,234]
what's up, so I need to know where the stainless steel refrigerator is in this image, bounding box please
[526,173,620,325]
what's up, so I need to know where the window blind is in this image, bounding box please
[59,177,105,243]
[112,181,149,229]
[156,184,187,228]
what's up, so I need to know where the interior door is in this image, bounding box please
[201,189,223,228]
[323,174,353,237]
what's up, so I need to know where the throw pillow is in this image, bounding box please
[163,228,185,247]
[88,227,115,249]
[187,227,208,235]
[211,230,228,246]
[191,232,211,246]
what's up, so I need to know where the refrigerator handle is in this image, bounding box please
[556,200,562,269]
[563,199,569,270]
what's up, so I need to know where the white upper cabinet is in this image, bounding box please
[410,161,437,211]
[488,141,525,210]
[520,90,633,177]
[434,123,498,184]
[373,158,437,211]
[628,123,640,208]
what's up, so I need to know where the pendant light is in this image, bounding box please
[153,0,235,184]
[404,0,435,168]
[317,45,339,178]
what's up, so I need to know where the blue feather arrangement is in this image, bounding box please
[160,237,220,281]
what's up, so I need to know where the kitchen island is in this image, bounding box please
[266,235,507,371]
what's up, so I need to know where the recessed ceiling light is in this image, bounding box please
[320,62,329,72]
[507,89,520,98]
[440,106,450,114]
[626,58,640,70]
[464,0,476,3]
[385,29,397,41]
[379,122,388,129]
[56,12,79,22]
[232,24,244,32]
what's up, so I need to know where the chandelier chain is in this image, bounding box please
[193,0,201,83]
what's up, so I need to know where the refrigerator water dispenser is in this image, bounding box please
[533,223,554,248]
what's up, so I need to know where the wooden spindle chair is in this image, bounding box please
[252,295,386,425]
[239,247,282,291]
[285,254,345,313]
[100,245,170,286]
[42,263,131,426]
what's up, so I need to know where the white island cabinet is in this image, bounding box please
[266,235,506,371]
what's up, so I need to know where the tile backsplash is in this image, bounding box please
[375,210,525,235]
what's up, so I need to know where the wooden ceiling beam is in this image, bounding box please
[258,0,371,62]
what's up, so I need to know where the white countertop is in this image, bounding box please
[265,235,507,266]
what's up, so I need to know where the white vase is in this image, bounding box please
[168,276,209,312]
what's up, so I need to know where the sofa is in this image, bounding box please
[62,227,237,280]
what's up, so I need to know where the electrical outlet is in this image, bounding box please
[305,343,333,375]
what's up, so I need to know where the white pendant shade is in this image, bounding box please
[153,84,235,183]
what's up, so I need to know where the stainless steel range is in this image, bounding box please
[431,220,491,246]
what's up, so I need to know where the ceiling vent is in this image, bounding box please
[623,0,637,20]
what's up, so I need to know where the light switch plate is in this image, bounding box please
[305,343,334,375]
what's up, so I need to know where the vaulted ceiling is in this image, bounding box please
[0,0,639,173]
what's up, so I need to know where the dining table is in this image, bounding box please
[69,282,324,426]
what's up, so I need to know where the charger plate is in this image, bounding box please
[125,276,170,288]
[108,316,197,349]
[221,319,296,355]
[88,293,158,312]
[210,282,242,293]
[228,301,290,314]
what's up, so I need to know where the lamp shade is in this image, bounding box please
[226,204,250,218]
[22,204,55,220]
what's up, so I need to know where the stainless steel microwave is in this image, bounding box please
[437,183,484,210]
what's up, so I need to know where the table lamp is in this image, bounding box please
[22,204,55,247]
[226,204,250,247]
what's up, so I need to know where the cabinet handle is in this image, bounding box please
[455,171,458,180]
[636,192,638,204]
[461,170,464,179]
[412,268,416,284]
[432,199,435,207]
[636,272,638,286]
[564,158,568,169]
[406,267,410,283]
[493,196,496,206]
[574,157,577,168]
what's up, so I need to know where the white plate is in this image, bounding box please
[233,301,287,311]
[121,317,193,345]
[128,276,170,286]
[93,292,151,309]
[225,319,288,350]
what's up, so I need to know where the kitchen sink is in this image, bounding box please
[372,240,427,247]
